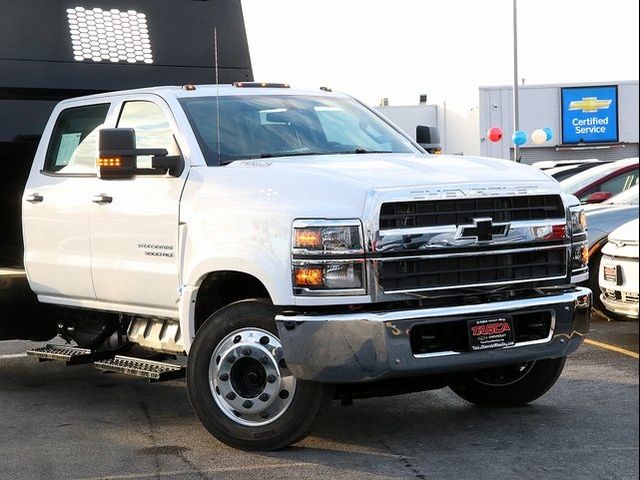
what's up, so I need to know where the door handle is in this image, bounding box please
[25,193,44,203]
[92,194,113,205]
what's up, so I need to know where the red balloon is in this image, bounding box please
[487,127,503,143]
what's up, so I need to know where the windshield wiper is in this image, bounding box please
[259,152,334,158]
[353,148,393,154]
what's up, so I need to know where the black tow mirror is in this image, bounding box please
[98,128,184,180]
[416,125,442,154]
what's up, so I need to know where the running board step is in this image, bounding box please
[94,356,185,382]
[26,344,113,365]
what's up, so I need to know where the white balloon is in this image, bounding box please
[531,129,547,145]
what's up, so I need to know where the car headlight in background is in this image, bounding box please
[293,220,363,254]
[292,220,366,295]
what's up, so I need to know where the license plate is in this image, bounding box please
[603,265,620,285]
[468,317,515,351]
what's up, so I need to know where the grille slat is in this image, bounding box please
[381,248,567,292]
[380,195,565,229]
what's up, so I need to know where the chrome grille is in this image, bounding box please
[380,247,567,292]
[379,195,565,230]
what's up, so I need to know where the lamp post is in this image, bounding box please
[512,0,521,162]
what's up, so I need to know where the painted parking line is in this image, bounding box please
[74,462,317,480]
[584,338,639,360]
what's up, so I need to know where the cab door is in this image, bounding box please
[22,102,111,300]
[89,96,188,311]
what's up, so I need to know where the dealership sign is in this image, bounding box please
[561,86,618,144]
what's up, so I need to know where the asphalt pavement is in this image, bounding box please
[0,311,637,480]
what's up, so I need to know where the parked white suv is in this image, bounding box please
[600,219,639,319]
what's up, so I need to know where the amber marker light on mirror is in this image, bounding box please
[294,267,324,288]
[97,157,122,167]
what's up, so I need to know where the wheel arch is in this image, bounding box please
[181,269,276,353]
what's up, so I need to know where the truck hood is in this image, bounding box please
[226,153,559,193]
[185,153,562,223]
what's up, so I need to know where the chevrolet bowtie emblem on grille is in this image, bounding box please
[568,97,612,113]
[457,218,510,242]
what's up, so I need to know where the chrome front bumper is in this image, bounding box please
[275,287,592,383]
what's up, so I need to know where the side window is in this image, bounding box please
[117,101,180,169]
[599,169,639,196]
[44,104,110,173]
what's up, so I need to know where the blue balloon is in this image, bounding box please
[512,130,527,146]
[543,127,554,141]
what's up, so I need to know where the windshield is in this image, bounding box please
[604,185,639,205]
[179,95,419,165]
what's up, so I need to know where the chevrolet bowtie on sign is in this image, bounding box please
[561,85,619,144]
[568,97,612,113]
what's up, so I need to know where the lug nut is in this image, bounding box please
[242,400,254,409]
[259,336,270,345]
[242,348,252,356]
[226,392,237,400]
[266,374,277,384]
[233,335,242,344]
[259,393,270,402]
[260,356,269,365]
[227,355,236,364]
[219,373,229,381]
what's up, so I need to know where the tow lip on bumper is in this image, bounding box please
[275,287,592,383]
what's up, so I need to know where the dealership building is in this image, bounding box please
[377,80,638,164]
[479,80,639,164]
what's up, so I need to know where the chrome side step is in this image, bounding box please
[26,344,113,365]
[94,356,185,382]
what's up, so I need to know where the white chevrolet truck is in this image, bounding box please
[6,83,592,450]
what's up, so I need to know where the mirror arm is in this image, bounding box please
[100,148,168,157]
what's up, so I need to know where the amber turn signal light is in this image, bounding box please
[581,244,589,264]
[97,157,122,168]
[294,229,322,249]
[294,267,324,287]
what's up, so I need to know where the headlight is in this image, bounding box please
[292,219,366,295]
[293,261,365,292]
[570,207,587,237]
[293,220,363,254]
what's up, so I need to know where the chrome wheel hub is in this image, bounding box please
[209,328,296,426]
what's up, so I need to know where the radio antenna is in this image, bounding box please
[214,27,222,164]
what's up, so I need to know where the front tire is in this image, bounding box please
[187,299,333,451]
[449,357,566,407]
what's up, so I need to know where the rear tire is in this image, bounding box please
[449,357,566,407]
[187,299,333,451]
